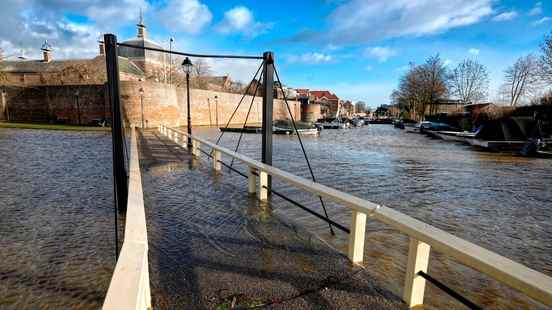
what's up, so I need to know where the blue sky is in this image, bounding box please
[1,0,551,107]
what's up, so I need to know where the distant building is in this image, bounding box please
[425,99,467,115]
[340,100,354,117]
[309,90,339,117]
[0,13,178,86]
[0,44,143,87]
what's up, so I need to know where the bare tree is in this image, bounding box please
[503,55,539,106]
[449,59,489,104]
[393,56,448,120]
[192,58,212,77]
[539,33,552,84]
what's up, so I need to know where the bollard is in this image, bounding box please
[347,210,367,263]
[403,238,430,307]
[248,167,257,194]
[212,150,221,171]
[192,140,201,157]
[258,170,268,201]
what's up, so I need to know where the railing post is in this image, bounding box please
[212,150,221,171]
[261,51,274,191]
[248,167,257,194]
[192,140,200,157]
[404,238,431,307]
[258,170,268,201]
[347,210,367,263]
[105,33,128,213]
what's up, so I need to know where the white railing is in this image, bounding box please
[159,124,552,308]
[103,127,151,310]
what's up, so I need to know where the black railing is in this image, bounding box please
[418,271,482,309]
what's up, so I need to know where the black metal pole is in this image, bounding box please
[215,95,219,127]
[186,71,192,147]
[261,51,274,190]
[105,33,128,213]
[140,94,144,129]
[208,98,212,126]
[76,94,81,125]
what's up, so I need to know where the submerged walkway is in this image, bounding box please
[137,129,405,309]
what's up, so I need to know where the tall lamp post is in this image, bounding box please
[74,90,81,125]
[139,87,144,129]
[169,37,174,85]
[214,95,219,127]
[182,57,193,147]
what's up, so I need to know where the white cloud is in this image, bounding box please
[533,16,551,26]
[365,65,373,71]
[216,6,271,37]
[329,81,396,106]
[205,58,262,83]
[160,0,212,34]
[364,46,397,62]
[468,48,480,55]
[443,59,453,66]
[394,65,410,72]
[492,11,518,22]
[294,0,493,44]
[529,2,543,16]
[0,0,149,60]
[288,52,333,64]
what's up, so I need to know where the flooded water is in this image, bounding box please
[1,124,550,309]
[191,124,552,309]
[0,128,115,309]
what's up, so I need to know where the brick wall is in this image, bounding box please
[2,81,301,127]
[4,85,108,124]
[120,81,301,127]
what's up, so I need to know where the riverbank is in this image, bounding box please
[0,122,110,132]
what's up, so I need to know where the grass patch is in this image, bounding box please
[0,122,110,132]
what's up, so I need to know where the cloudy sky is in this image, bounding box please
[1,0,551,107]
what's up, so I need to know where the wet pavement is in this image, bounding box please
[137,129,406,309]
[0,128,115,310]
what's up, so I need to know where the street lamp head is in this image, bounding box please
[182,57,192,74]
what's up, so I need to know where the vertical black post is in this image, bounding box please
[186,71,192,147]
[75,92,81,125]
[105,34,128,213]
[262,52,274,189]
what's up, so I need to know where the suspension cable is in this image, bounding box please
[116,42,263,60]
[230,70,264,168]
[273,65,336,236]
[214,61,265,146]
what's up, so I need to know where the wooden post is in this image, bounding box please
[212,150,221,171]
[347,210,367,263]
[258,170,268,201]
[404,238,431,307]
[248,167,257,194]
[192,140,200,157]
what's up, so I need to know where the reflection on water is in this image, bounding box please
[0,128,115,309]
[192,124,552,309]
[1,125,550,309]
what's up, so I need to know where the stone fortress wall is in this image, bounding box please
[1,81,301,127]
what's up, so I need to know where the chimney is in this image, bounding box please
[137,8,146,39]
[41,40,52,63]
[99,41,105,55]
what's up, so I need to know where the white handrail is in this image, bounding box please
[103,127,151,310]
[160,124,552,308]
